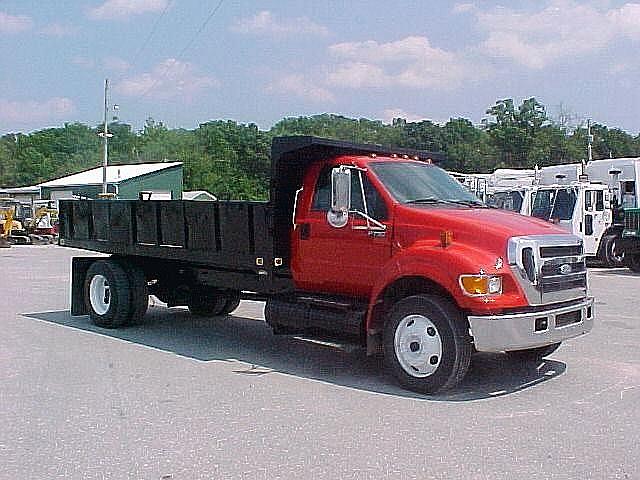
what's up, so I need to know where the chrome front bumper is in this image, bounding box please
[468,297,594,352]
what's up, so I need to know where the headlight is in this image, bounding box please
[459,275,502,296]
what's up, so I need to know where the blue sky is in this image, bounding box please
[2,0,640,134]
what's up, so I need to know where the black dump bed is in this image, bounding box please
[59,199,274,270]
[59,136,441,283]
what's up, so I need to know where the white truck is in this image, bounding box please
[522,182,622,265]
[586,158,640,209]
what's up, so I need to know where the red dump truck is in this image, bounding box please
[59,136,594,393]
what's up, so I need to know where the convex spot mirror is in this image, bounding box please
[328,166,351,228]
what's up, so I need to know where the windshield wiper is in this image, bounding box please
[406,197,447,204]
[406,198,486,207]
[443,199,488,208]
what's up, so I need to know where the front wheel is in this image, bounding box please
[383,295,472,394]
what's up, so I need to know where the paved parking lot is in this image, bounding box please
[1,245,639,479]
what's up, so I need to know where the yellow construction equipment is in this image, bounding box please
[0,200,31,245]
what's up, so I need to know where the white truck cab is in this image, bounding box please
[522,182,616,261]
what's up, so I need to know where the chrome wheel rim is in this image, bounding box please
[394,314,443,377]
[89,274,111,315]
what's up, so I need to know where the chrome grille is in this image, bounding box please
[539,245,582,258]
[538,245,587,295]
[508,234,588,305]
[624,209,640,234]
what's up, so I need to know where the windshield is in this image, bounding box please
[369,161,483,205]
[531,188,577,221]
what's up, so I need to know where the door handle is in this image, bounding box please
[300,223,310,240]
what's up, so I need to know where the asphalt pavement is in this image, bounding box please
[0,245,639,479]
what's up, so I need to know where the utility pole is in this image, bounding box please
[587,119,593,163]
[98,79,113,195]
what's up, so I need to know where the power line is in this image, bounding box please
[139,0,225,99]
[128,0,173,71]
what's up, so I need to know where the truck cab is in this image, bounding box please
[521,182,622,264]
[60,136,594,394]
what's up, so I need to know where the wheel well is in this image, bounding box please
[370,276,457,334]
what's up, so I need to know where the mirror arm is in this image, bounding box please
[351,210,386,230]
[357,170,371,230]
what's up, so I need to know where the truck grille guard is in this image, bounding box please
[507,234,587,305]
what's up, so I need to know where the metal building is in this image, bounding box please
[38,162,183,203]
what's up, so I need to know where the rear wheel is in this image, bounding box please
[187,287,227,317]
[383,295,472,394]
[506,342,561,362]
[117,261,148,325]
[220,290,241,315]
[84,260,131,328]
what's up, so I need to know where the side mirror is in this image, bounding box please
[328,166,351,228]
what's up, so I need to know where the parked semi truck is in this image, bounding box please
[59,137,594,394]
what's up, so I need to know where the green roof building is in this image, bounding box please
[39,162,183,202]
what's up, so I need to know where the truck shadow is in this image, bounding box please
[22,306,566,402]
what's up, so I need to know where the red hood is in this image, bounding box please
[394,205,568,257]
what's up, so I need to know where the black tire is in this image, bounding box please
[628,253,640,273]
[187,287,227,317]
[220,290,241,315]
[117,261,149,326]
[506,342,561,362]
[603,235,624,267]
[84,260,131,328]
[383,294,472,394]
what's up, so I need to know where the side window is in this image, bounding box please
[311,167,332,211]
[584,190,593,211]
[595,191,604,211]
[622,181,636,208]
[311,166,388,220]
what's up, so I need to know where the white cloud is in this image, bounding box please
[267,74,335,102]
[72,56,95,69]
[39,23,77,37]
[0,11,32,34]
[114,59,218,100]
[231,10,329,37]
[88,0,168,20]
[327,36,476,89]
[103,56,131,72]
[452,3,476,14]
[0,97,75,125]
[476,1,640,69]
[608,3,640,39]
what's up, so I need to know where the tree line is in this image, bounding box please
[1,98,640,200]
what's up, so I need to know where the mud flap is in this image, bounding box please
[71,257,102,315]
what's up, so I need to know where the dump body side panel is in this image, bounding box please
[59,199,293,294]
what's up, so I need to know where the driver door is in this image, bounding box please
[583,189,605,256]
[292,166,393,298]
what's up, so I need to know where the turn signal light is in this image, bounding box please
[459,275,502,296]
